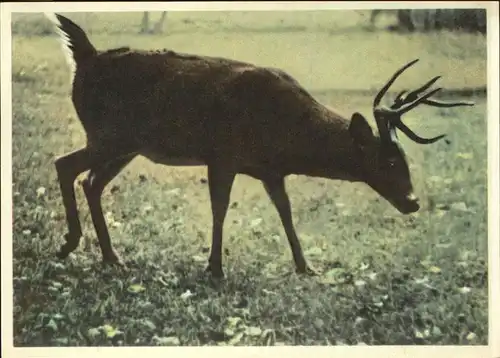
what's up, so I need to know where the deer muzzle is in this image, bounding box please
[395,193,420,214]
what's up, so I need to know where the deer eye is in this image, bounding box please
[387,158,397,168]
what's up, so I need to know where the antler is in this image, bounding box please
[373,59,474,145]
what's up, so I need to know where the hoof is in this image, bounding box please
[102,251,126,267]
[56,234,81,259]
[56,248,70,260]
[103,258,129,272]
[296,264,321,276]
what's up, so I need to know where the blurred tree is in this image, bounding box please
[369,9,486,34]
[140,11,168,34]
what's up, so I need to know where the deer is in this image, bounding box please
[46,13,474,278]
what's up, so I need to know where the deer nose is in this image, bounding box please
[406,193,419,203]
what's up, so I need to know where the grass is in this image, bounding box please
[10,11,488,346]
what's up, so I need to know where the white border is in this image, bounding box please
[1,2,498,358]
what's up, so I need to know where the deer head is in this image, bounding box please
[348,59,474,214]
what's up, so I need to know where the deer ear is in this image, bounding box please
[349,112,374,146]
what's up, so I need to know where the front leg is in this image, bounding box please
[263,176,319,276]
[205,165,236,278]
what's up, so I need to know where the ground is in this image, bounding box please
[10,10,488,346]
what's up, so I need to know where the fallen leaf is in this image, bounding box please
[459,286,471,294]
[436,243,452,249]
[142,205,153,214]
[51,281,62,289]
[250,218,263,227]
[166,188,181,196]
[180,290,194,300]
[262,288,277,295]
[319,267,348,285]
[52,313,64,320]
[366,272,377,280]
[127,284,146,293]
[152,335,180,346]
[245,326,262,336]
[101,324,119,338]
[451,202,468,212]
[87,328,100,338]
[354,280,366,287]
[228,332,244,345]
[354,317,365,325]
[226,316,243,328]
[466,332,477,341]
[432,326,443,336]
[36,187,46,198]
[359,262,370,271]
[428,266,442,274]
[192,255,206,263]
[224,328,235,337]
[313,318,324,329]
[262,329,275,345]
[457,152,473,159]
[305,247,323,256]
[49,261,65,270]
[414,276,429,284]
[53,337,69,345]
[142,319,156,330]
[415,329,431,339]
[435,209,447,218]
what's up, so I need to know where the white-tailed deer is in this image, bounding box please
[47,13,473,278]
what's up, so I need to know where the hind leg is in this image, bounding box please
[81,155,135,264]
[55,148,93,259]
[55,145,138,259]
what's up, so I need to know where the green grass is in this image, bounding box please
[11,11,488,346]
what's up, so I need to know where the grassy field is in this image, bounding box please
[10,11,488,346]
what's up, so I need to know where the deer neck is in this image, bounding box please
[285,114,364,182]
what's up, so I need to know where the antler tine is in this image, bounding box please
[392,76,441,108]
[408,76,441,100]
[422,98,475,108]
[393,90,409,107]
[392,119,446,144]
[395,87,442,115]
[373,59,420,108]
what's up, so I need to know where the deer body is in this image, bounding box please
[75,47,355,177]
[48,13,472,277]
